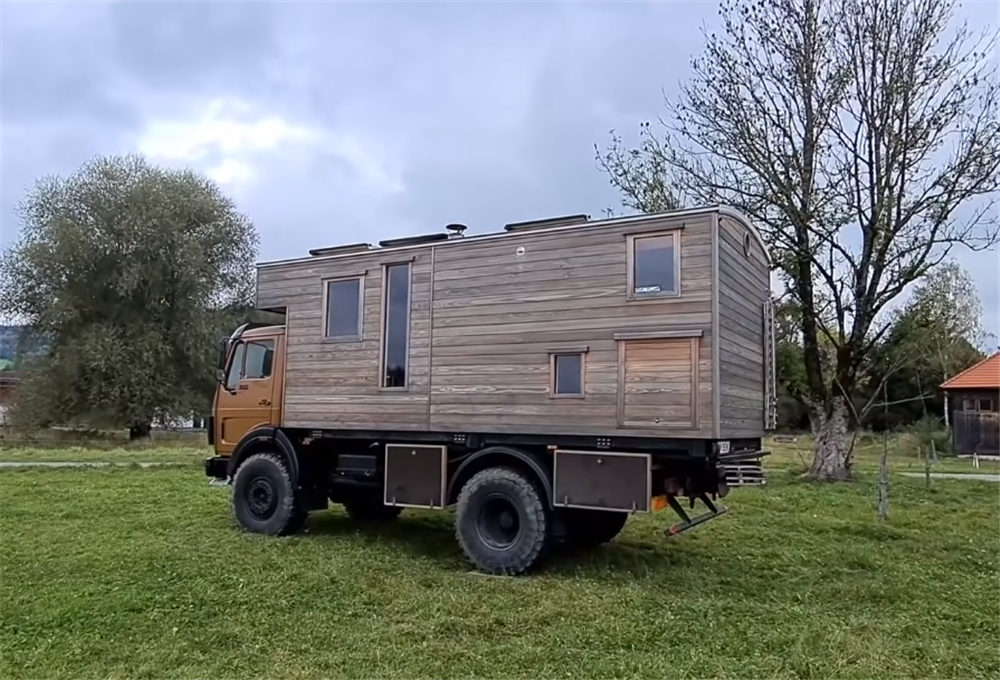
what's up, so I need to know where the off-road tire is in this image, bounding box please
[343,497,403,522]
[231,452,307,536]
[455,466,552,576]
[556,508,628,550]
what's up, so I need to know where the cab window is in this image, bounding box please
[225,343,246,392]
[224,339,275,390]
[243,340,275,380]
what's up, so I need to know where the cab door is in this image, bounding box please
[214,337,277,454]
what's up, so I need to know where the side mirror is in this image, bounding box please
[216,368,226,383]
[217,337,230,370]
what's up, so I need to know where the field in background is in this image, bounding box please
[1,461,998,679]
[765,434,1000,476]
[2,427,996,475]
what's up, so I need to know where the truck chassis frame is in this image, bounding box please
[206,425,766,575]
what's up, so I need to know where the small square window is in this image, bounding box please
[630,232,678,298]
[552,353,584,397]
[324,277,363,339]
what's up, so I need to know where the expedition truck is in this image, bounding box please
[205,205,776,575]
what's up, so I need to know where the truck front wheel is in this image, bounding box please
[231,452,307,536]
[455,466,552,576]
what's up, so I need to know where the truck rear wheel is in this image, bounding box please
[455,466,552,576]
[231,452,307,536]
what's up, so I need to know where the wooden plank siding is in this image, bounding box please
[715,214,770,437]
[426,213,715,438]
[253,207,770,441]
[257,250,434,431]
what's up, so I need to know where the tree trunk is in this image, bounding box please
[128,422,152,441]
[805,398,853,481]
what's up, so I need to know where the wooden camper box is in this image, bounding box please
[254,205,776,444]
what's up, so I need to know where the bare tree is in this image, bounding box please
[596,0,999,480]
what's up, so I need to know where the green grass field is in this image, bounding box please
[1,450,997,679]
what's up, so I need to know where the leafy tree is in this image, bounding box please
[862,261,988,429]
[596,0,1000,480]
[0,154,259,438]
[893,261,991,388]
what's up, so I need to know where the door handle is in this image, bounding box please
[259,399,271,406]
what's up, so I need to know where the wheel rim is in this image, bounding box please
[475,493,523,551]
[246,476,277,520]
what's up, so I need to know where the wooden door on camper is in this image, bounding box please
[617,336,699,429]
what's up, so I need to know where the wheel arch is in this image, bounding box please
[447,446,553,506]
[226,427,300,486]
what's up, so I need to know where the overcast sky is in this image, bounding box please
[1,0,997,342]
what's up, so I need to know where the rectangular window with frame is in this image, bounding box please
[628,231,679,299]
[381,262,411,389]
[243,339,275,380]
[963,398,996,412]
[550,351,585,398]
[223,338,275,389]
[323,277,363,340]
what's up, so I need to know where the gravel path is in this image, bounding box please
[901,472,1000,482]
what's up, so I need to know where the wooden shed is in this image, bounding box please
[253,205,776,449]
[941,352,1000,456]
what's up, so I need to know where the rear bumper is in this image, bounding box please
[204,456,229,480]
[718,449,768,487]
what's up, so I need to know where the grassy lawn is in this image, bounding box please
[1,464,997,680]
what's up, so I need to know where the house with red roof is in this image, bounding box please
[941,352,1000,455]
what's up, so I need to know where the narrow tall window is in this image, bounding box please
[382,263,411,388]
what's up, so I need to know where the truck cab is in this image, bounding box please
[210,325,285,457]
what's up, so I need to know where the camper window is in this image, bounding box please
[380,262,412,389]
[628,231,679,299]
[323,277,363,340]
[550,352,585,397]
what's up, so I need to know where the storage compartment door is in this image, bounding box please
[618,337,698,429]
[553,449,651,512]
[384,444,447,508]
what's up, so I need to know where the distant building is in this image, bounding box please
[941,353,1000,456]
[0,370,20,426]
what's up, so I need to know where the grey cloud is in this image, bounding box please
[1,0,997,341]
[106,0,276,95]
